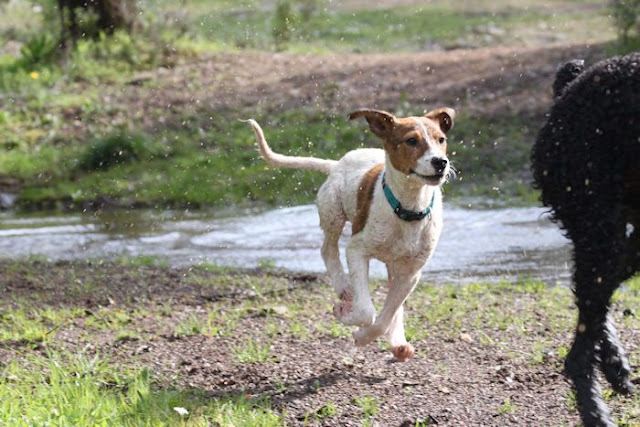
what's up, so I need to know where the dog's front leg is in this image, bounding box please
[333,239,376,327]
[383,268,413,360]
[353,265,421,360]
[386,304,414,361]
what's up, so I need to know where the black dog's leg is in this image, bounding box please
[599,314,634,394]
[601,219,640,394]
[566,215,626,427]
[566,309,615,427]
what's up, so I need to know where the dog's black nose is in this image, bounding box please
[431,157,448,173]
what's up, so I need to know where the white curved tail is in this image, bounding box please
[245,119,337,174]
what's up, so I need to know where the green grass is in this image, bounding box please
[5,110,358,208]
[445,113,542,206]
[174,314,205,338]
[316,319,352,338]
[2,108,541,209]
[0,351,282,425]
[85,308,133,331]
[234,337,274,363]
[354,395,379,424]
[143,0,614,53]
[116,255,169,268]
[305,402,339,421]
[0,307,83,345]
[192,5,527,53]
[499,397,516,415]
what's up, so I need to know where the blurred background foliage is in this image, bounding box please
[0,0,638,210]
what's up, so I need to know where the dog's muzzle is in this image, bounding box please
[431,157,448,174]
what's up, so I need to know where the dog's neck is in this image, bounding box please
[384,157,436,213]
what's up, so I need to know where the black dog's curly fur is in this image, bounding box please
[532,52,640,426]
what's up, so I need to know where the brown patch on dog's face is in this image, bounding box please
[349,108,455,175]
[383,116,446,174]
[352,163,384,235]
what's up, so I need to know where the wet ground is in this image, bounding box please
[0,204,571,285]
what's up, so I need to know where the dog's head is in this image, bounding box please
[553,59,585,99]
[349,107,455,186]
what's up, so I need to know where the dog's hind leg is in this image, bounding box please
[599,314,634,394]
[317,181,374,326]
[319,211,348,294]
[317,183,349,295]
[566,309,614,427]
[565,209,626,427]
[600,215,640,394]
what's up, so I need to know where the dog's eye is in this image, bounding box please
[405,137,418,146]
[438,137,446,144]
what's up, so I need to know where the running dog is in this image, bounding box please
[246,107,455,361]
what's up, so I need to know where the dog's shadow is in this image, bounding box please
[207,366,385,407]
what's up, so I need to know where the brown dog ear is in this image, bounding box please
[425,107,455,133]
[349,109,396,138]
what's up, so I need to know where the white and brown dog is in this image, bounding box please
[246,107,454,361]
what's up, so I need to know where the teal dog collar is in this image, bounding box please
[382,172,434,222]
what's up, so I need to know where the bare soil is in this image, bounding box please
[3,260,639,425]
[57,42,608,143]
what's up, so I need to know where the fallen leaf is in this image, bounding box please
[460,332,474,343]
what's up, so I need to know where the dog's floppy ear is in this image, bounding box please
[426,107,455,133]
[553,59,584,99]
[349,109,396,138]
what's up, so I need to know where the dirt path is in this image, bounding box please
[58,42,606,143]
[139,43,605,116]
[191,43,602,115]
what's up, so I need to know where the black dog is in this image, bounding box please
[532,53,640,425]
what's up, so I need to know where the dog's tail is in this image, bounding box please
[244,119,337,174]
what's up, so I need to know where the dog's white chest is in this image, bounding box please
[366,212,442,264]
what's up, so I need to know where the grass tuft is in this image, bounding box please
[78,132,159,172]
[234,337,274,363]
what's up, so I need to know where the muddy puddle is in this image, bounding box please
[0,204,571,285]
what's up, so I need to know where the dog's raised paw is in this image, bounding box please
[333,301,352,319]
[337,300,376,327]
[333,289,353,319]
[392,343,415,362]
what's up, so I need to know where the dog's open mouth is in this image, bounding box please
[410,169,444,181]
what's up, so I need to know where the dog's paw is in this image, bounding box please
[353,322,384,347]
[334,290,376,327]
[391,343,415,362]
[339,307,376,328]
[333,289,353,319]
[336,309,375,327]
[333,302,352,320]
